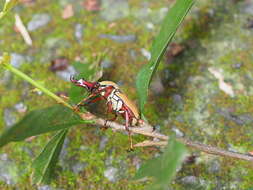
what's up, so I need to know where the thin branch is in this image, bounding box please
[1,56,253,163]
[134,140,167,147]
[79,113,253,162]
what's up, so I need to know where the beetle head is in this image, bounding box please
[70,76,99,92]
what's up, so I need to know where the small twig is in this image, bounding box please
[134,140,167,147]
[1,55,253,163]
[80,112,253,162]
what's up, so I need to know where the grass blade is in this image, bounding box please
[134,136,187,190]
[0,105,91,147]
[0,0,18,19]
[136,0,194,113]
[32,130,68,184]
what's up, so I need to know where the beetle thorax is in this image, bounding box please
[107,89,124,113]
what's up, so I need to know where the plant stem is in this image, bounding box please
[0,53,72,109]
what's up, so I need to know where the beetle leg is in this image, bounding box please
[125,110,133,151]
[103,102,117,130]
[106,101,113,114]
[73,94,101,112]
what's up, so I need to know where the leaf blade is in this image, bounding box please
[32,130,68,184]
[0,105,91,147]
[134,136,187,190]
[136,0,194,114]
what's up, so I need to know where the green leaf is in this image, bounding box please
[136,0,194,114]
[32,130,68,184]
[0,105,91,147]
[0,0,18,19]
[134,136,187,190]
[3,0,18,12]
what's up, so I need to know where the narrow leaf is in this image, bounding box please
[134,136,187,190]
[136,0,194,113]
[3,0,18,12]
[0,105,91,147]
[0,0,18,19]
[32,130,68,184]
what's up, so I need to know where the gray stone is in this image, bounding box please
[4,108,17,128]
[0,154,19,185]
[37,185,53,190]
[45,38,71,49]
[99,34,136,43]
[101,59,114,69]
[10,53,26,68]
[237,114,253,125]
[172,127,184,137]
[132,156,141,170]
[74,23,84,43]
[27,14,51,31]
[0,71,11,85]
[56,65,77,81]
[100,0,129,21]
[240,1,253,15]
[232,63,242,69]
[216,108,253,125]
[172,94,183,104]
[104,166,119,182]
[71,162,87,174]
[58,0,74,7]
[154,125,160,132]
[133,3,150,20]
[105,155,113,166]
[14,102,27,113]
[99,136,109,150]
[208,160,220,173]
[181,176,198,185]
[129,49,137,60]
[150,75,164,95]
[152,7,168,24]
[140,48,151,60]
[146,22,155,30]
[59,137,70,169]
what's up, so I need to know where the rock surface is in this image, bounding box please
[100,0,129,21]
[27,14,51,31]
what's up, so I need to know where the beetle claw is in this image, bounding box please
[101,120,109,130]
[126,147,134,152]
[72,105,80,112]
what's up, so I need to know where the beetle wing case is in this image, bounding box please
[116,91,139,120]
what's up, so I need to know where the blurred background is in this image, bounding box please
[1,0,253,189]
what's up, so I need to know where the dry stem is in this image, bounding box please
[79,112,253,162]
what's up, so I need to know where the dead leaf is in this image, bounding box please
[248,151,253,156]
[20,0,36,6]
[62,4,74,19]
[15,14,32,46]
[83,0,100,12]
[208,67,235,97]
[25,136,37,142]
[50,57,69,72]
[166,43,185,64]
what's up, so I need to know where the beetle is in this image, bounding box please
[70,76,142,150]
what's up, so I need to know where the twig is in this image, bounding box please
[79,112,253,162]
[134,140,167,147]
[1,55,253,163]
